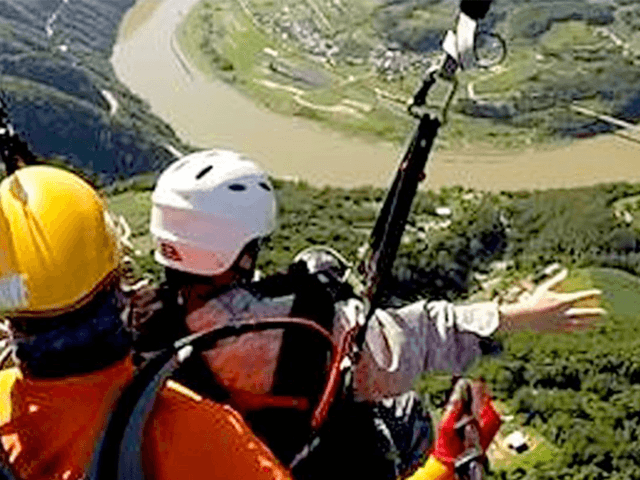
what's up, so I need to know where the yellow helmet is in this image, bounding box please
[0,166,121,317]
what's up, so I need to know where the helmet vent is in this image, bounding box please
[228,183,247,191]
[195,165,213,180]
[259,182,272,191]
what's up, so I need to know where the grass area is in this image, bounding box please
[414,267,611,476]
[471,21,602,99]
[176,0,268,80]
[465,267,640,478]
[472,48,539,96]
[107,190,153,238]
[437,112,553,150]
[488,402,557,473]
[106,190,161,279]
[540,21,600,54]
[174,0,640,150]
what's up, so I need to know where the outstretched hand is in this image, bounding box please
[498,268,606,333]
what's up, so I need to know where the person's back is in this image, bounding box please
[0,359,287,480]
[0,165,291,480]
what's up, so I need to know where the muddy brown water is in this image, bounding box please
[111,0,640,191]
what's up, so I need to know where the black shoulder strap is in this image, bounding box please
[271,267,337,400]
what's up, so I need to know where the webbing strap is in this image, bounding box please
[86,348,177,480]
[117,352,186,480]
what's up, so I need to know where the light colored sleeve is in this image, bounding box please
[425,300,500,340]
[352,299,500,402]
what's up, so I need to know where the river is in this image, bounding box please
[111,0,640,191]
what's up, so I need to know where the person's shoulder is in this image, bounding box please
[156,378,246,428]
[149,380,292,479]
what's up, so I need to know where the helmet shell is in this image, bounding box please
[150,150,277,276]
[0,166,121,316]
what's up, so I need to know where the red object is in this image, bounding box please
[229,388,310,413]
[479,398,501,451]
[311,326,357,430]
[432,381,502,468]
[432,401,465,466]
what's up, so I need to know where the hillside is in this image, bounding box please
[0,0,193,181]
[2,0,640,180]
[4,1,640,478]
[177,0,640,147]
[108,176,640,302]
[469,267,640,479]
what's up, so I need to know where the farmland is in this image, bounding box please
[177,0,640,147]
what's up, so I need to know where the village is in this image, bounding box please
[244,0,440,81]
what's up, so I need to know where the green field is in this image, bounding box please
[176,0,416,144]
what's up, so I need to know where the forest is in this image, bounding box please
[0,0,192,182]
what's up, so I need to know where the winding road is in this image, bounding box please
[111,0,640,191]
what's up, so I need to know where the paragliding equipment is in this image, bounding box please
[311,0,506,433]
[290,1,507,477]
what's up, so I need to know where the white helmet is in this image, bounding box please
[150,150,277,276]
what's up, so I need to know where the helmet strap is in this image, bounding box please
[228,238,262,284]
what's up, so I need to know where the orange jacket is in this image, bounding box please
[0,357,292,480]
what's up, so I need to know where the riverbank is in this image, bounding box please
[111,0,640,191]
[117,0,164,42]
